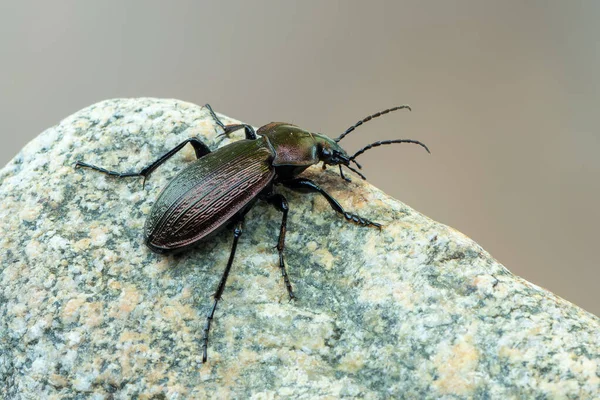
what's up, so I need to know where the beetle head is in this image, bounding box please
[314,134,350,166]
[313,133,367,181]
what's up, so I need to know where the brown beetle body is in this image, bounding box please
[75,103,429,362]
[145,122,351,253]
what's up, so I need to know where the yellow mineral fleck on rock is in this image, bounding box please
[48,373,68,388]
[19,205,42,222]
[25,239,43,258]
[89,225,109,247]
[108,279,122,291]
[338,352,366,373]
[313,248,335,270]
[180,144,196,162]
[574,357,600,384]
[146,257,171,276]
[539,379,581,398]
[433,337,480,395]
[358,273,402,305]
[391,281,417,310]
[180,286,193,300]
[112,285,141,317]
[62,296,86,324]
[238,348,259,364]
[73,238,91,251]
[27,288,46,308]
[146,363,169,384]
[10,302,27,317]
[119,330,150,343]
[499,344,524,363]
[160,302,197,322]
[81,301,104,327]
[117,336,151,376]
[385,220,414,241]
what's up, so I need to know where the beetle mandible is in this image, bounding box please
[75,104,430,362]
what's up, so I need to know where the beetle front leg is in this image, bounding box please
[201,218,244,363]
[75,137,211,188]
[283,178,382,229]
[204,103,257,140]
[338,165,352,183]
[265,194,295,300]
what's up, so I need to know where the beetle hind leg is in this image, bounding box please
[201,218,244,363]
[75,137,211,188]
[265,194,295,300]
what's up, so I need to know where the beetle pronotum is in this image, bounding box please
[75,104,429,362]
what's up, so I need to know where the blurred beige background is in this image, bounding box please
[1,1,598,315]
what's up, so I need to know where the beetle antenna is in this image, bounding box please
[350,139,430,161]
[346,164,367,180]
[335,106,411,143]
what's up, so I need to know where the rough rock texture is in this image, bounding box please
[0,98,598,399]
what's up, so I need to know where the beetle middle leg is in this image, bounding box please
[264,193,295,300]
[201,218,244,363]
[75,138,211,187]
[283,178,382,229]
[204,103,257,140]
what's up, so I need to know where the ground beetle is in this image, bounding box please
[75,104,430,362]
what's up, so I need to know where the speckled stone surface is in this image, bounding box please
[1,98,598,399]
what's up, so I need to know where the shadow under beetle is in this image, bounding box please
[75,104,430,362]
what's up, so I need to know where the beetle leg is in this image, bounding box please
[201,218,244,363]
[338,165,352,183]
[75,138,211,188]
[204,103,257,140]
[283,178,382,229]
[265,194,295,300]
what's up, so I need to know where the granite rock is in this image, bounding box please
[0,98,598,399]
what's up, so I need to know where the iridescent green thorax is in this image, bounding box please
[257,122,349,168]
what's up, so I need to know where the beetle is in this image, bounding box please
[75,104,429,362]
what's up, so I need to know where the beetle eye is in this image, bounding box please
[321,147,331,157]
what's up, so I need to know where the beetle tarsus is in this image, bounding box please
[201,218,244,363]
[74,161,141,179]
[343,212,381,228]
[201,300,218,363]
[283,178,380,229]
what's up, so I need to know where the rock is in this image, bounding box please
[0,98,598,399]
